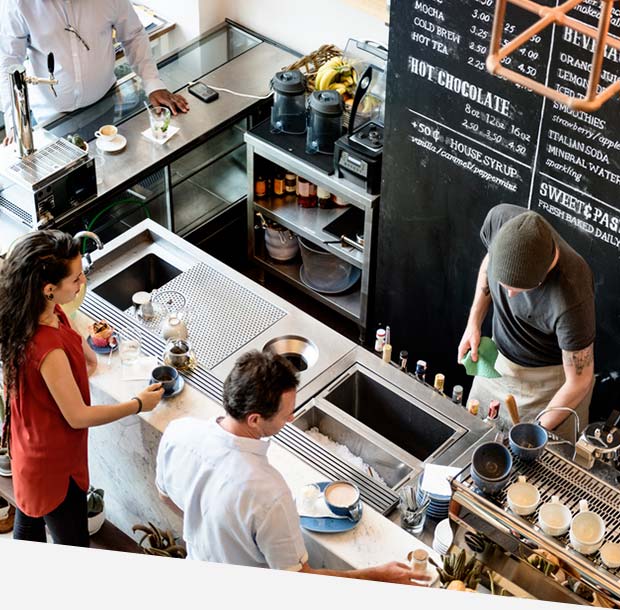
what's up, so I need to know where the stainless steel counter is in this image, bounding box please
[0,36,297,250]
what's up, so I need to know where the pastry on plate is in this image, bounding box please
[88,320,114,347]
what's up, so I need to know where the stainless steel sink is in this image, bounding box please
[321,366,457,462]
[291,404,413,488]
[92,253,182,310]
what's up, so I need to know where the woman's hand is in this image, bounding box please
[137,383,165,412]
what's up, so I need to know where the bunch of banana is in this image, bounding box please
[314,56,357,97]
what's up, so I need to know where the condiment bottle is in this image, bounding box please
[399,350,409,372]
[284,172,297,193]
[434,373,445,393]
[415,360,427,382]
[467,398,480,416]
[382,326,392,363]
[255,176,267,198]
[273,172,285,196]
[452,385,464,405]
[317,186,332,208]
[374,327,386,354]
[297,176,316,208]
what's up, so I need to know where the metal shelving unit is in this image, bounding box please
[245,127,379,334]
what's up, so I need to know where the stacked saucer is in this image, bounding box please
[417,472,451,521]
[432,518,454,555]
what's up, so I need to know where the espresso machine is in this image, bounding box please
[448,407,620,606]
[0,53,96,229]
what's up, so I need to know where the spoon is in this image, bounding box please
[143,101,155,123]
[107,335,118,366]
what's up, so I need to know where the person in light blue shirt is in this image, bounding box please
[0,0,188,144]
[156,349,427,584]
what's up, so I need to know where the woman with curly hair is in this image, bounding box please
[0,230,164,546]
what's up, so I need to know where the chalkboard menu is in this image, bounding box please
[375,0,620,405]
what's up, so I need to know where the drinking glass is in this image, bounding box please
[93,151,105,185]
[118,329,141,366]
[149,106,171,140]
[398,481,429,535]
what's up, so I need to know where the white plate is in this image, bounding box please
[96,134,127,153]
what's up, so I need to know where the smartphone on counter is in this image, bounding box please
[188,81,219,103]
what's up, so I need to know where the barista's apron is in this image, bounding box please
[469,351,593,441]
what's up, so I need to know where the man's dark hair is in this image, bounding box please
[223,350,299,421]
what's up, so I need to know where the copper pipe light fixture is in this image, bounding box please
[487,0,620,112]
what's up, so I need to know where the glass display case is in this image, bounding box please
[54,21,270,268]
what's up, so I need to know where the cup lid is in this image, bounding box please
[272,70,306,94]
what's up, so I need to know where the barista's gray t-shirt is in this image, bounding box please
[481,204,595,367]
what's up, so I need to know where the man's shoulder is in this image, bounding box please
[480,203,528,247]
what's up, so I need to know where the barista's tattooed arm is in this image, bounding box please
[562,344,594,376]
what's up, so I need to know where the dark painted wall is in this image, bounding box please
[374,0,620,415]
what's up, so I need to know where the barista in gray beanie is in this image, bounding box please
[457,204,595,438]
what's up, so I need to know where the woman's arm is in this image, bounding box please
[40,348,163,429]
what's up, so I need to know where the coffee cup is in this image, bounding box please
[151,364,178,394]
[569,499,605,555]
[471,441,512,495]
[324,480,362,521]
[94,124,118,142]
[538,495,571,536]
[506,475,540,516]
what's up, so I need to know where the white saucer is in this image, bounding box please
[96,134,127,153]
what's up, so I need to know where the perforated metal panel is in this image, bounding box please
[7,138,85,187]
[124,263,287,369]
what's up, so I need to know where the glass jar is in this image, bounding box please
[285,172,297,193]
[317,186,332,208]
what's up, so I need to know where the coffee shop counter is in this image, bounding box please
[72,311,438,573]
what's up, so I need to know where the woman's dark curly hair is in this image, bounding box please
[223,350,299,421]
[0,230,80,394]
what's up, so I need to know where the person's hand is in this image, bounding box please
[457,323,481,363]
[2,128,15,147]
[138,382,165,412]
[372,561,432,585]
[148,89,189,115]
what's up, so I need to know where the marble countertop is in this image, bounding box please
[73,309,442,574]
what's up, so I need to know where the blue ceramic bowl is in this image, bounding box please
[471,442,513,495]
[509,422,548,462]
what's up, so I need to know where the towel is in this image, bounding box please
[461,336,501,378]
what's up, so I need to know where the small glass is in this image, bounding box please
[148,106,171,140]
[118,329,141,366]
[399,482,429,535]
[93,151,105,185]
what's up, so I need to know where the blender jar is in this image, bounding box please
[270,70,307,134]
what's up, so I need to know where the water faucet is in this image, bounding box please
[74,231,103,275]
[9,52,58,158]
[534,406,580,459]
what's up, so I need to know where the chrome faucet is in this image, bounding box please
[9,52,58,158]
[74,231,103,275]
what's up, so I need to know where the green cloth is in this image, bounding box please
[462,337,502,378]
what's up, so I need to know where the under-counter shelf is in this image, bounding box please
[254,249,362,322]
[253,196,364,268]
[245,120,379,336]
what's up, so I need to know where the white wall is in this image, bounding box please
[144,0,387,56]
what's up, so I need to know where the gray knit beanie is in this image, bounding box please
[490,212,556,289]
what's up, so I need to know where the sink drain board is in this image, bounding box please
[123,262,287,370]
[82,292,224,404]
[275,424,399,515]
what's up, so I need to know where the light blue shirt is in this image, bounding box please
[0,0,166,129]
[156,417,309,570]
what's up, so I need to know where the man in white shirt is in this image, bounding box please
[1,0,188,144]
[156,350,427,585]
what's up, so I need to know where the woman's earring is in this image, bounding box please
[46,293,54,301]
